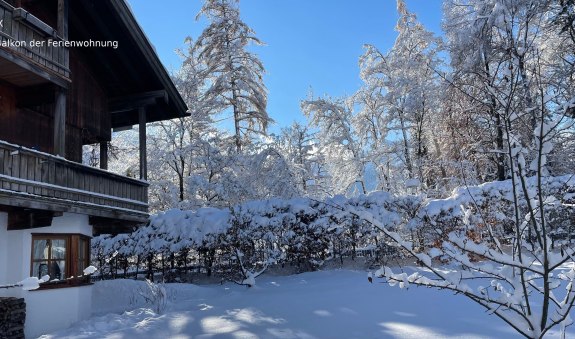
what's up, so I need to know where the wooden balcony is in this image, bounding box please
[0,0,69,86]
[0,140,148,224]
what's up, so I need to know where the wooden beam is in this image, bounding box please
[13,8,58,37]
[112,125,133,132]
[0,192,148,224]
[7,209,54,230]
[53,87,66,156]
[110,99,156,115]
[89,216,139,236]
[109,90,168,114]
[111,105,191,130]
[138,106,147,180]
[100,142,108,170]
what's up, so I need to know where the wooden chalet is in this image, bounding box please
[0,0,188,336]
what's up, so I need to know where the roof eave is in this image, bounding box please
[109,0,189,119]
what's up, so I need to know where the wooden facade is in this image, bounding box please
[0,0,188,233]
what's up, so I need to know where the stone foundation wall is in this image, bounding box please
[0,297,25,339]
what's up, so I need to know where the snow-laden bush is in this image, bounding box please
[93,175,574,288]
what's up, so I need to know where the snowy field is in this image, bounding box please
[38,269,571,339]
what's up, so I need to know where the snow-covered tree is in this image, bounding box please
[442,0,575,182]
[358,0,441,190]
[351,87,394,192]
[302,95,369,195]
[275,122,330,198]
[146,42,220,211]
[367,116,575,339]
[366,2,575,337]
[147,116,205,211]
[194,0,272,153]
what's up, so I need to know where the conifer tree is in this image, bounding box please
[194,0,272,153]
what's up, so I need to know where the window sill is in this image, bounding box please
[31,279,93,291]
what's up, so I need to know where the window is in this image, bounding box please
[31,234,91,287]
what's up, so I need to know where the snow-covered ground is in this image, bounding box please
[38,269,571,338]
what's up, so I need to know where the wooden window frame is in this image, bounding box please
[30,233,91,289]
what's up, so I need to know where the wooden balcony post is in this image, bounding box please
[138,106,147,180]
[57,0,69,68]
[57,0,69,39]
[53,87,66,156]
[54,0,69,157]
[100,142,108,170]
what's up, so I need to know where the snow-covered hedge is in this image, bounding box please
[92,175,575,282]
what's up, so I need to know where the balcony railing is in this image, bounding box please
[0,141,148,221]
[0,1,69,78]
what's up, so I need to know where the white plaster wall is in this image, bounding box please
[0,211,24,299]
[0,212,9,288]
[24,284,92,337]
[0,213,93,337]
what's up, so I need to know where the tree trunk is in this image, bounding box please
[232,84,242,153]
[496,113,506,181]
[399,110,413,177]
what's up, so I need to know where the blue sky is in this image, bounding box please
[127,0,443,133]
